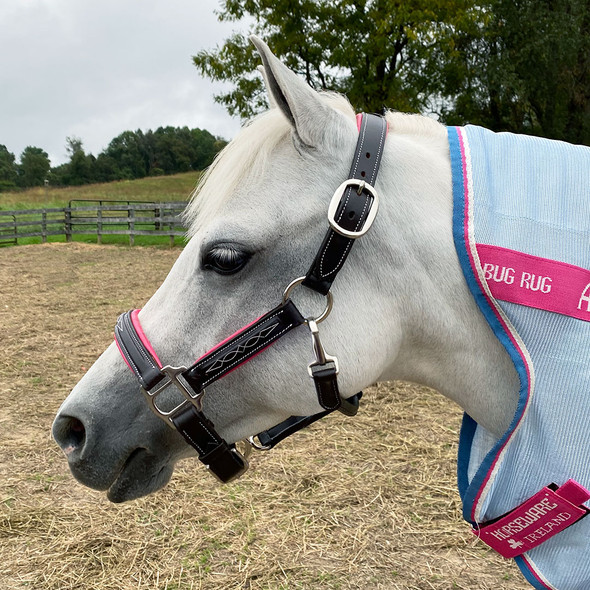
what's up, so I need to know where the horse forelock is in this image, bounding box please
[184,92,356,235]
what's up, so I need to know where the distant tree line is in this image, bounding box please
[0,126,226,192]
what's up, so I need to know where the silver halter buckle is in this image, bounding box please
[327,179,379,239]
[141,365,204,428]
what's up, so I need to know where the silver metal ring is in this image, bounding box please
[247,435,272,451]
[282,276,333,323]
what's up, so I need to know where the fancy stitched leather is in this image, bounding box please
[183,300,304,393]
[303,113,388,295]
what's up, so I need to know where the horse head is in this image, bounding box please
[52,37,517,502]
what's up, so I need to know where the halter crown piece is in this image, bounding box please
[115,114,388,482]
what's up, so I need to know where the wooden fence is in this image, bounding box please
[0,201,188,247]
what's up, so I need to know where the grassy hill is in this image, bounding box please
[0,171,201,211]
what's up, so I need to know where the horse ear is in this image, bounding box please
[256,66,278,109]
[250,35,337,148]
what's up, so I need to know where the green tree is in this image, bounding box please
[190,128,222,170]
[0,144,17,192]
[65,136,84,158]
[443,0,590,144]
[68,150,96,185]
[152,126,193,175]
[194,0,590,145]
[104,130,149,179]
[193,0,479,119]
[17,146,50,188]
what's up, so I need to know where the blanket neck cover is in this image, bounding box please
[448,125,590,590]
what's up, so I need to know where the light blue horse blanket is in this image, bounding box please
[448,125,590,590]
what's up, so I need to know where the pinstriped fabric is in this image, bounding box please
[449,125,590,590]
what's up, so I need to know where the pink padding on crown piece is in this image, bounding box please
[130,309,163,368]
[356,113,363,131]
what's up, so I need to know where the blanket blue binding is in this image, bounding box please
[448,125,590,590]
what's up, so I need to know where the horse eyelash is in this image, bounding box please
[202,244,251,275]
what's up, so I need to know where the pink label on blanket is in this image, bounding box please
[477,244,590,322]
[475,480,590,558]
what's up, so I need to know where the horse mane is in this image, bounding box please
[384,110,447,140]
[185,97,445,234]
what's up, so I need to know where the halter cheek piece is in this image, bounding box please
[115,113,388,483]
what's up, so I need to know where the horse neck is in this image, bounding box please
[374,129,519,438]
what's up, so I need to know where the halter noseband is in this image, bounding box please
[114,113,388,483]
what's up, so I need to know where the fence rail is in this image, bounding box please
[0,201,188,246]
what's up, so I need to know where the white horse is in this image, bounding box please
[54,37,590,589]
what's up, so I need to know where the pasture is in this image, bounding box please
[0,243,529,589]
[0,172,200,211]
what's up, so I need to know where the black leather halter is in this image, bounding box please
[115,113,388,483]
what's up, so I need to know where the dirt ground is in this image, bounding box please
[0,243,530,589]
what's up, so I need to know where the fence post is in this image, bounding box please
[64,208,72,242]
[169,207,176,247]
[97,207,103,245]
[155,206,162,231]
[41,211,47,243]
[128,206,135,246]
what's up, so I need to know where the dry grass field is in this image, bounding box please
[0,243,530,589]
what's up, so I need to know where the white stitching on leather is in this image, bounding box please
[179,428,206,455]
[319,117,386,278]
[116,324,142,379]
[125,314,160,372]
[201,323,294,387]
[316,373,340,410]
[193,309,284,371]
[318,234,353,278]
[370,121,386,184]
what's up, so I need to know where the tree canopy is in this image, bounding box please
[51,126,224,186]
[0,126,226,192]
[194,0,590,145]
[0,145,17,192]
[17,147,51,188]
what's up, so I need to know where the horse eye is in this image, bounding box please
[202,244,251,275]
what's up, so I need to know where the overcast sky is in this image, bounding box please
[0,0,247,165]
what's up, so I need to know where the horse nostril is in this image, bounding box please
[53,415,86,455]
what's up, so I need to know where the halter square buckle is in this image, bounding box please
[327,179,379,239]
[141,365,204,428]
